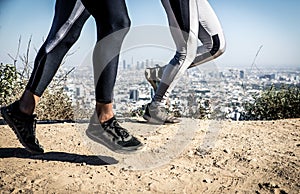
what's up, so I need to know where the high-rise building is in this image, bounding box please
[123,59,126,70]
[76,87,80,97]
[141,61,145,69]
[129,89,139,101]
[150,88,155,98]
[240,70,245,79]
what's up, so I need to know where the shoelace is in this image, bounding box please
[111,120,130,139]
[155,105,167,115]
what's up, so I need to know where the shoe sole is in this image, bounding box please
[143,114,164,125]
[143,114,181,125]
[86,128,144,154]
[1,107,44,154]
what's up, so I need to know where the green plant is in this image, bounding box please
[0,36,77,121]
[244,85,300,120]
[36,88,74,121]
[0,63,24,105]
[0,63,74,120]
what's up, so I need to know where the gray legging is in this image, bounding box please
[26,0,130,103]
[154,0,226,103]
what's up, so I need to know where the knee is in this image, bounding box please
[110,15,131,34]
[96,16,131,41]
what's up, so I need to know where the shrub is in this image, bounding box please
[0,63,24,105]
[0,63,74,121]
[243,85,300,120]
[35,88,74,121]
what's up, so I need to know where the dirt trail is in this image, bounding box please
[0,118,299,193]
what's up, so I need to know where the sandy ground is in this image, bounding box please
[0,118,299,193]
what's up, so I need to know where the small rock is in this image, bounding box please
[223,149,230,154]
[203,178,213,183]
[270,182,280,188]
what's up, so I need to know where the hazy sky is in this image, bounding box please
[0,0,299,70]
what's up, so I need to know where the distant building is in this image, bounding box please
[240,70,245,79]
[260,74,275,80]
[129,89,139,101]
[270,73,276,80]
[123,60,126,70]
[219,72,225,78]
[76,87,80,97]
[150,88,155,98]
[141,61,145,69]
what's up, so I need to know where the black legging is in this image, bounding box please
[153,0,225,103]
[26,0,130,103]
[81,0,131,103]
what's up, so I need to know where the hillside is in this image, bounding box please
[0,118,299,193]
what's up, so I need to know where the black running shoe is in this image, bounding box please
[1,101,44,154]
[86,116,143,154]
[143,102,181,124]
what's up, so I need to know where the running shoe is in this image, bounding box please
[143,102,181,124]
[1,101,44,154]
[86,115,143,153]
[144,65,166,92]
[145,64,171,107]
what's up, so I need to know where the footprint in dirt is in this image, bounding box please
[257,182,288,194]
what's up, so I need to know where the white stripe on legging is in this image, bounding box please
[45,0,85,53]
[158,0,199,102]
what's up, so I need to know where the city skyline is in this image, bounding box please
[66,59,299,120]
[0,0,299,69]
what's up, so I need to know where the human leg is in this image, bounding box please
[22,0,90,115]
[143,0,199,124]
[1,0,90,153]
[160,0,226,98]
[144,0,226,124]
[146,0,226,87]
[190,0,226,67]
[81,0,130,120]
[81,0,143,152]
[147,0,226,92]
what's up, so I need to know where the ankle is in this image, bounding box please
[18,90,39,115]
[19,106,34,116]
[99,114,114,124]
[18,100,35,115]
[151,100,164,107]
[96,102,114,124]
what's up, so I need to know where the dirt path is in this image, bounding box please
[0,118,299,193]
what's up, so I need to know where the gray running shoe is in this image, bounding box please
[143,102,181,124]
[86,115,143,154]
[144,65,166,92]
[1,101,44,154]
